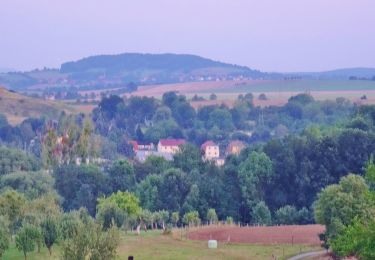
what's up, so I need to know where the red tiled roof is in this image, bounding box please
[129,140,138,151]
[159,139,186,146]
[201,140,217,150]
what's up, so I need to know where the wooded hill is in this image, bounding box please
[0,53,273,91]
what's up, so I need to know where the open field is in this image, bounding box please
[0,87,81,125]
[190,90,375,109]
[187,225,325,245]
[0,87,97,125]
[133,79,375,96]
[129,79,375,108]
[3,228,321,260]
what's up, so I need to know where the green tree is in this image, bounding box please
[183,211,201,227]
[152,211,161,229]
[207,108,234,131]
[319,162,375,259]
[0,190,26,235]
[136,174,162,212]
[182,184,200,214]
[60,212,81,240]
[206,208,218,225]
[251,201,272,226]
[61,222,91,260]
[158,210,169,230]
[41,128,58,168]
[15,225,38,260]
[209,93,217,100]
[238,151,273,210]
[171,212,179,227]
[140,209,153,230]
[0,218,9,259]
[108,159,136,192]
[314,174,374,241]
[173,144,202,173]
[76,118,94,163]
[159,168,190,212]
[54,164,108,215]
[89,224,120,260]
[40,217,59,256]
[98,191,141,231]
[96,200,125,230]
[275,205,298,225]
[0,171,54,200]
[0,147,40,175]
[226,216,234,225]
[330,218,375,260]
[153,106,172,122]
[100,191,141,217]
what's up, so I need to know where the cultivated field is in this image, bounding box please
[187,224,325,245]
[131,79,375,108]
[3,228,321,260]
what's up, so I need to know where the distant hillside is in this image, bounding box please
[0,87,77,125]
[0,67,15,73]
[0,53,276,93]
[60,53,271,83]
[286,67,375,80]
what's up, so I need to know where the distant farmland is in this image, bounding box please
[130,79,375,107]
[0,87,82,125]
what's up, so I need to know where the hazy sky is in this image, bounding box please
[1,0,375,72]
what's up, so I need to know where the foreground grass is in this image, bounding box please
[3,230,320,260]
[3,244,60,260]
[118,229,319,260]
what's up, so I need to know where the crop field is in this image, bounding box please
[131,79,375,108]
[3,228,321,260]
[187,224,325,245]
[190,90,375,109]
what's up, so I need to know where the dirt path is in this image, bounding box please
[288,250,329,260]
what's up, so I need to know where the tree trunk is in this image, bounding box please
[24,252,27,260]
[48,247,52,256]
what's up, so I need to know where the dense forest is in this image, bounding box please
[0,92,374,258]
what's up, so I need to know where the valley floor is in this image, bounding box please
[3,229,321,260]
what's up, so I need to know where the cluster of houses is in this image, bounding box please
[129,139,246,166]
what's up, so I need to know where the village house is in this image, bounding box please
[201,140,225,166]
[201,141,220,160]
[226,140,246,156]
[157,139,186,154]
[129,140,155,152]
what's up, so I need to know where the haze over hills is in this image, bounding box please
[0,53,275,91]
[0,67,15,73]
[0,53,374,94]
[285,67,375,80]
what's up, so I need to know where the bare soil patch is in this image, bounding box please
[187,225,325,245]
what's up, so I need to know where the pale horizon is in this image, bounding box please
[1,0,375,72]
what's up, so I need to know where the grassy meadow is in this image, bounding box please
[3,229,320,260]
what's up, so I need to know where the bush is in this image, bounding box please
[275,205,298,225]
[226,216,234,225]
[251,201,272,226]
[258,93,267,100]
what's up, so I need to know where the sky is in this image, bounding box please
[1,0,375,72]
